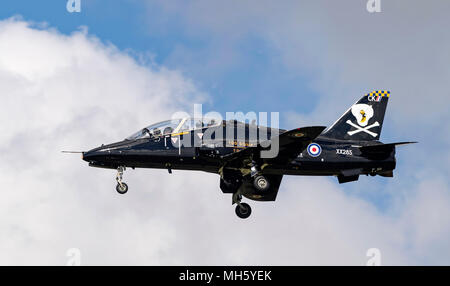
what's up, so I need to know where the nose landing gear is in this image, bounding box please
[116,166,128,194]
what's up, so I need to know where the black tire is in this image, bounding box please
[116,182,128,194]
[235,203,252,219]
[253,175,270,192]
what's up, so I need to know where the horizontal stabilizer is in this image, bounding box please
[359,141,416,160]
[360,141,417,153]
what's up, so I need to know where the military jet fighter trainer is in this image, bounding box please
[78,90,415,219]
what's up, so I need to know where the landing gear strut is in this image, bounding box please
[250,160,260,177]
[116,166,128,194]
[232,193,252,219]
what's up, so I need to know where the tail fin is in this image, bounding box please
[321,90,390,141]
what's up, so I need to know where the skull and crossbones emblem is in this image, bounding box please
[346,104,379,137]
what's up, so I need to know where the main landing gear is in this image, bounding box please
[116,166,128,194]
[228,163,272,219]
[253,175,270,192]
[250,161,270,192]
[232,174,269,219]
[233,193,252,219]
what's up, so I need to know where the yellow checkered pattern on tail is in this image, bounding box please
[366,90,390,97]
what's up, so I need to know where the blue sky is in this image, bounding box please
[0,1,317,118]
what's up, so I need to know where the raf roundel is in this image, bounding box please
[307,143,322,157]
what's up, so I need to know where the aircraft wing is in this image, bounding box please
[221,126,326,166]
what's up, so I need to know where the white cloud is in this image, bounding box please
[1,14,449,266]
[0,18,209,265]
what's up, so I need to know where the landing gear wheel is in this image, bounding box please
[116,182,128,194]
[115,166,128,194]
[253,175,270,192]
[235,202,252,219]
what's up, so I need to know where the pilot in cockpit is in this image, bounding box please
[152,128,161,136]
[163,126,173,135]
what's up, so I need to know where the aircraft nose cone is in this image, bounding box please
[82,140,131,168]
[82,150,93,162]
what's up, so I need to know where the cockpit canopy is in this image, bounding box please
[126,118,222,140]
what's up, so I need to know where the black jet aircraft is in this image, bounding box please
[77,90,415,219]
